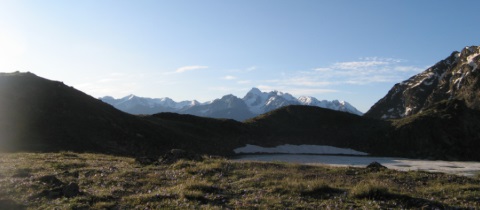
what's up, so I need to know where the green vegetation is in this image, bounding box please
[1,152,479,209]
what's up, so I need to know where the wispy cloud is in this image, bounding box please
[73,72,142,97]
[223,75,236,80]
[394,66,425,72]
[331,60,389,70]
[246,66,257,72]
[307,57,425,85]
[237,80,252,84]
[228,66,258,73]
[175,65,208,73]
[253,57,426,96]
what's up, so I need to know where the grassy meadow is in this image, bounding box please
[0,152,479,209]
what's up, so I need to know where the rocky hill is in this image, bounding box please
[365,46,480,119]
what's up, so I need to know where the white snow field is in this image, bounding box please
[235,154,480,177]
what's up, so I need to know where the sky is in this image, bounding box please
[0,1,479,112]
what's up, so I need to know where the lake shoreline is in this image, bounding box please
[233,154,480,177]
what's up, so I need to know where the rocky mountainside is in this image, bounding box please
[100,87,363,121]
[365,45,480,119]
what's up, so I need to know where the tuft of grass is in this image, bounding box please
[350,181,390,199]
[12,168,32,178]
[300,182,344,199]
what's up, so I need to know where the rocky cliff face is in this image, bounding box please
[365,46,480,119]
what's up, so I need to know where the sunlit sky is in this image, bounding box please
[1,0,479,112]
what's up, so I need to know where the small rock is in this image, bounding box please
[38,175,64,187]
[62,182,80,198]
[366,161,387,171]
[84,170,97,178]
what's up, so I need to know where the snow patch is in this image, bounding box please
[467,52,479,72]
[234,144,368,156]
[405,106,413,116]
[453,74,465,89]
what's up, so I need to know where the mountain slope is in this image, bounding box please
[0,72,246,156]
[365,46,480,119]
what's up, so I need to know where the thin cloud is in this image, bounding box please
[246,66,257,72]
[257,85,338,96]
[258,57,427,95]
[331,60,389,70]
[288,88,339,96]
[313,67,332,72]
[223,75,236,80]
[229,66,258,73]
[281,76,334,87]
[175,65,208,73]
[237,80,252,84]
[394,66,425,72]
[309,57,426,85]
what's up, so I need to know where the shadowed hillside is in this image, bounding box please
[0,72,245,156]
[244,105,390,154]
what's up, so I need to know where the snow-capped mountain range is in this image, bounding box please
[100,87,363,121]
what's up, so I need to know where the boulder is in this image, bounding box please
[62,182,80,198]
[366,161,387,171]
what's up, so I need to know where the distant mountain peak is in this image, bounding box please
[247,87,262,95]
[124,94,136,100]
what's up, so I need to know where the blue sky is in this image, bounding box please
[1,0,479,112]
